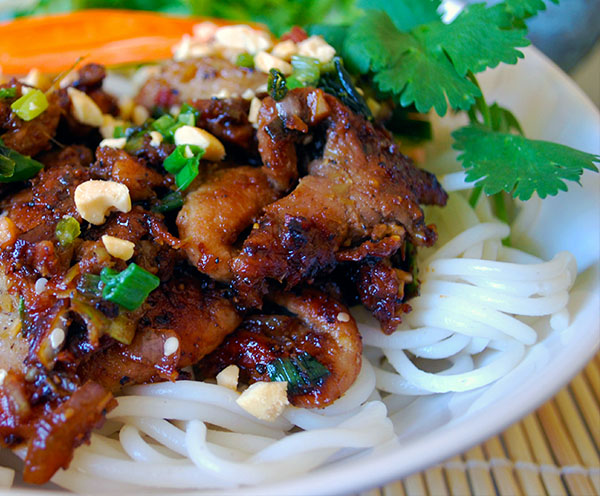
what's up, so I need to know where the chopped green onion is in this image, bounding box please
[152,190,184,213]
[55,216,81,247]
[100,263,160,311]
[113,125,127,138]
[177,111,195,126]
[77,273,103,298]
[290,55,321,87]
[0,138,44,183]
[266,352,330,393]
[236,52,255,69]
[163,145,204,191]
[151,114,183,142]
[268,68,288,101]
[0,88,17,99]
[11,89,49,121]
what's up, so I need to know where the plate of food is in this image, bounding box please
[0,1,598,494]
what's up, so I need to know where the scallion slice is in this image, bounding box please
[290,55,321,87]
[100,263,160,311]
[163,145,204,191]
[0,138,44,183]
[152,190,184,213]
[236,52,255,69]
[55,216,81,247]
[0,88,17,99]
[266,352,330,393]
[11,89,49,121]
[268,69,288,101]
[77,273,103,298]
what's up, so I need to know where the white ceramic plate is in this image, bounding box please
[1,45,599,495]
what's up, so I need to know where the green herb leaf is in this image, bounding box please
[453,125,600,200]
[266,352,330,393]
[504,0,558,18]
[488,103,523,134]
[55,216,81,247]
[0,139,44,183]
[0,88,17,99]
[152,190,184,213]
[100,263,160,311]
[358,0,441,31]
[318,56,371,118]
[235,52,255,68]
[11,89,49,121]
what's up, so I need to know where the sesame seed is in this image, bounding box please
[336,312,350,322]
[49,328,65,349]
[34,277,48,294]
[164,337,179,357]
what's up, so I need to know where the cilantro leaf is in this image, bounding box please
[344,11,480,115]
[357,0,441,31]
[488,103,523,134]
[453,125,600,200]
[424,4,529,76]
[504,0,558,18]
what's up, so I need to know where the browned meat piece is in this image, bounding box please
[135,57,268,110]
[177,166,279,282]
[4,145,93,236]
[230,88,447,307]
[352,258,413,335]
[78,275,242,391]
[199,289,362,408]
[0,82,63,157]
[91,147,169,201]
[257,87,330,192]
[191,98,257,151]
[23,381,115,484]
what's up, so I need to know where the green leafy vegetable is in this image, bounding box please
[453,125,600,200]
[357,0,441,31]
[55,216,81,247]
[100,263,160,311]
[0,139,44,183]
[11,89,49,121]
[266,352,330,393]
[504,0,558,18]
[0,88,17,99]
[267,68,288,101]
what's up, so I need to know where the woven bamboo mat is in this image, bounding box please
[361,353,600,496]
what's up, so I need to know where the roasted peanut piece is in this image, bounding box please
[74,180,132,225]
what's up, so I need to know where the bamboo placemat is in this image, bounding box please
[362,353,600,496]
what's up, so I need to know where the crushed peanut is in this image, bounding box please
[132,105,150,126]
[174,125,226,161]
[248,97,262,127]
[67,87,104,127]
[297,35,336,64]
[214,25,272,54]
[236,381,289,422]
[254,51,293,75]
[98,137,127,150]
[216,365,240,391]
[101,235,135,261]
[99,114,127,140]
[74,180,132,225]
[149,131,163,147]
[271,40,298,61]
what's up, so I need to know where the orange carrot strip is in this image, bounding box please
[0,9,254,74]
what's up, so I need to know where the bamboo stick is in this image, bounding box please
[585,357,600,403]
[359,488,382,496]
[403,472,427,496]
[537,400,595,495]
[443,456,471,496]
[502,422,547,495]
[383,480,406,496]
[569,374,600,449]
[423,465,448,496]
[483,436,522,496]
[521,413,567,496]
[463,446,496,495]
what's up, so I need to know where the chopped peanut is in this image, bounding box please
[67,87,103,127]
[99,114,127,140]
[216,365,240,391]
[297,35,336,64]
[74,180,131,225]
[254,51,292,75]
[174,125,225,161]
[271,40,298,61]
[132,105,150,126]
[98,137,127,150]
[248,97,262,127]
[101,235,135,261]
[236,381,289,421]
[214,25,272,54]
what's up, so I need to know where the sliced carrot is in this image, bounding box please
[0,9,256,74]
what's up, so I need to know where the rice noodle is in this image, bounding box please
[33,192,576,491]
